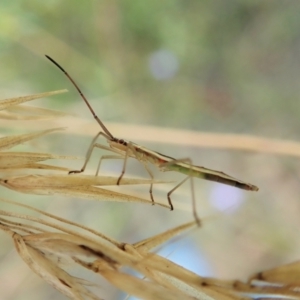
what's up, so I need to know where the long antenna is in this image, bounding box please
[45,55,114,139]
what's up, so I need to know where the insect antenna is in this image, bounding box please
[45,55,114,139]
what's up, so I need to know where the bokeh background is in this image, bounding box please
[1,1,300,299]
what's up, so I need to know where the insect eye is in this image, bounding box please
[119,139,126,145]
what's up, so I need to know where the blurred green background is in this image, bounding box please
[1,1,300,299]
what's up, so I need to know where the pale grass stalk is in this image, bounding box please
[2,201,300,300]
[0,91,300,299]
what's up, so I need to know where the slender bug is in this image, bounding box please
[46,55,258,224]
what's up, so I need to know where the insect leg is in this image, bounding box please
[116,143,131,185]
[160,158,200,226]
[69,131,116,174]
[96,155,124,177]
[141,162,155,205]
[118,142,155,204]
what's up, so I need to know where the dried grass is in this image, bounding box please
[0,91,299,299]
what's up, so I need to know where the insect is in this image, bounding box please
[46,55,258,224]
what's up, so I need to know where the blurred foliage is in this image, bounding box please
[1,1,300,299]
[1,1,300,136]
